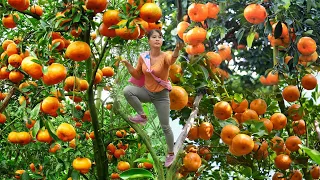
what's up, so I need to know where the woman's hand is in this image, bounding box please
[174,42,185,51]
[120,60,130,66]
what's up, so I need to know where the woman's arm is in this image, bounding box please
[121,56,143,79]
[167,42,185,65]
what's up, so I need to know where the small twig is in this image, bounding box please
[0,88,15,113]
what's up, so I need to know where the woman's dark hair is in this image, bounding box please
[147,29,163,39]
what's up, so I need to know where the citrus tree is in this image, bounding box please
[1,0,320,180]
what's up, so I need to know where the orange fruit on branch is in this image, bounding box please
[99,23,117,37]
[21,56,43,80]
[43,63,67,85]
[187,126,198,140]
[243,4,267,24]
[297,37,317,56]
[206,2,219,19]
[56,123,76,142]
[220,124,240,145]
[2,40,14,50]
[282,85,300,102]
[8,54,22,68]
[292,120,306,135]
[270,113,287,130]
[231,134,254,156]
[185,27,207,45]
[8,0,29,11]
[9,70,24,83]
[115,20,140,40]
[36,129,53,143]
[102,66,114,77]
[206,51,222,67]
[169,86,188,110]
[310,165,320,179]
[103,10,120,26]
[183,152,201,172]
[301,74,317,90]
[117,161,130,171]
[241,109,259,122]
[198,122,214,140]
[85,0,108,13]
[66,41,91,61]
[2,14,19,29]
[72,157,92,174]
[250,98,267,115]
[169,64,182,83]
[274,154,291,170]
[214,101,233,120]
[177,21,189,40]
[231,99,248,113]
[187,3,208,22]
[41,97,60,115]
[30,5,43,16]
[139,3,162,23]
[285,136,302,152]
[288,104,304,121]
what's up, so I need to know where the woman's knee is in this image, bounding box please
[123,86,132,97]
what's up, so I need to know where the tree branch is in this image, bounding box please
[314,120,320,141]
[167,94,203,180]
[0,88,15,113]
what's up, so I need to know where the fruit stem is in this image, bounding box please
[202,60,230,98]
[273,46,279,66]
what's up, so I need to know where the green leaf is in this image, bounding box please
[31,103,41,119]
[246,31,255,49]
[299,145,320,164]
[133,158,153,164]
[51,42,61,51]
[71,170,80,180]
[307,0,311,13]
[235,28,245,44]
[199,65,209,80]
[282,0,291,9]
[73,13,81,23]
[29,173,44,179]
[206,28,213,40]
[44,120,59,142]
[21,171,30,180]
[234,93,243,102]
[120,168,154,179]
[274,22,283,39]
[32,120,41,137]
[243,167,252,178]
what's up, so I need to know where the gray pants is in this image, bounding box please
[123,85,174,153]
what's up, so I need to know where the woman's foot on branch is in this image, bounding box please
[164,152,175,167]
[129,114,148,125]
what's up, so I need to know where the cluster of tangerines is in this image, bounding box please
[99,0,162,40]
[176,2,233,80]
[185,94,319,179]
[14,163,44,179]
[2,0,43,29]
[173,144,212,178]
[106,128,154,179]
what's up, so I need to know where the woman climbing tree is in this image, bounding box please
[121,29,184,167]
